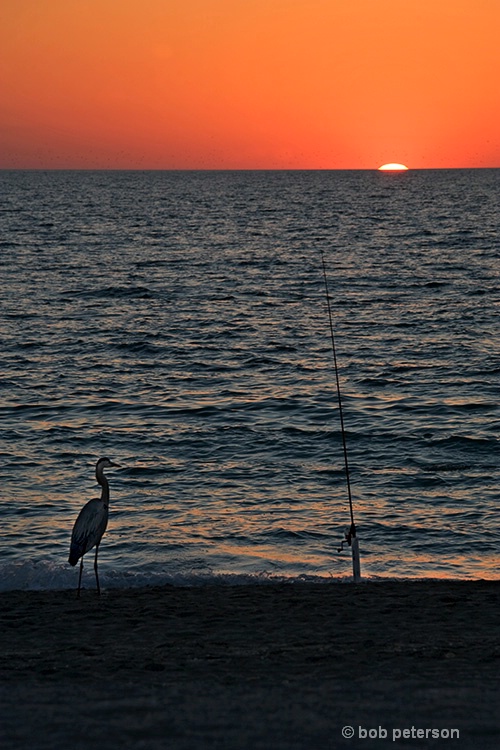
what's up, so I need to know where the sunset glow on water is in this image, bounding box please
[1,169,498,590]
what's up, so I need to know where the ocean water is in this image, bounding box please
[0,169,498,591]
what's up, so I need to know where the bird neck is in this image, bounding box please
[96,469,110,506]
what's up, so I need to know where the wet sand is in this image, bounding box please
[1,580,499,749]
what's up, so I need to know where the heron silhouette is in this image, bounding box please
[68,457,119,597]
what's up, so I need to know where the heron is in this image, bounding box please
[68,457,119,597]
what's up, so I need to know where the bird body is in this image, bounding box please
[68,498,109,566]
[68,457,119,596]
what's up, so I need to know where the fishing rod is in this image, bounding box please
[320,248,361,582]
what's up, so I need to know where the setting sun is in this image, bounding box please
[378,164,409,171]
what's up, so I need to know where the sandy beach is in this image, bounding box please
[1,580,499,749]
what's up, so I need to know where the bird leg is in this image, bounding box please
[77,558,84,598]
[94,544,101,596]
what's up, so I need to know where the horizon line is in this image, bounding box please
[1,166,499,172]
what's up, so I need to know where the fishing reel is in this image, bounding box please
[337,522,357,553]
[337,522,361,581]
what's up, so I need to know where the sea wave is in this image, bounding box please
[1,169,499,584]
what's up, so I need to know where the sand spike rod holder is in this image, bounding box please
[320,249,361,582]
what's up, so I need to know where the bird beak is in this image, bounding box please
[109,461,120,468]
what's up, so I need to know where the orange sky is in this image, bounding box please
[1,0,499,169]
